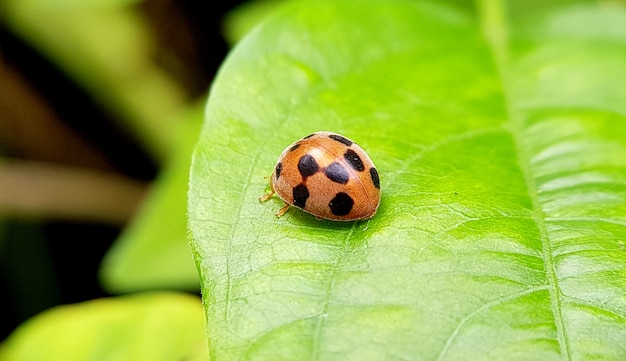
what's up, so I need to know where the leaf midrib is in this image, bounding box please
[478,0,570,358]
[311,221,358,361]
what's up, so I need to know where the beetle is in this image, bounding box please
[259,131,380,221]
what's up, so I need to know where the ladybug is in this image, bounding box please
[259,131,380,221]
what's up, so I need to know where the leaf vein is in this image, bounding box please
[435,286,548,361]
[479,0,578,357]
[311,221,359,361]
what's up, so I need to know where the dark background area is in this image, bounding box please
[0,0,247,341]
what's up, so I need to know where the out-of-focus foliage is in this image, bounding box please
[3,0,187,160]
[100,103,204,293]
[0,292,208,361]
[222,0,287,45]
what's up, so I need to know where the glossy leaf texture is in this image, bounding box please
[188,0,626,360]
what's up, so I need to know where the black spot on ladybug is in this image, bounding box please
[329,134,353,147]
[369,167,380,189]
[344,149,364,171]
[329,192,354,216]
[324,162,349,184]
[289,143,301,152]
[275,162,283,180]
[303,133,315,139]
[293,184,309,209]
[298,154,319,178]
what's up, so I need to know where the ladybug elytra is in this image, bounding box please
[259,131,380,221]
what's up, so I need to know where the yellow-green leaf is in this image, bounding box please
[0,292,207,361]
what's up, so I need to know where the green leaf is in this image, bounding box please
[0,292,208,361]
[100,103,204,293]
[188,0,626,359]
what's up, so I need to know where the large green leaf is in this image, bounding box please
[188,0,626,359]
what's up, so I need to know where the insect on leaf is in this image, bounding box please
[188,0,626,359]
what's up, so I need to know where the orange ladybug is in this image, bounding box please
[259,131,380,221]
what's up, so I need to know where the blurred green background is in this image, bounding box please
[0,0,280,342]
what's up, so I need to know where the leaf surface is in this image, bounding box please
[188,1,626,359]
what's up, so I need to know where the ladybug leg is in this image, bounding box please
[258,189,274,202]
[275,203,290,217]
[258,174,275,202]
